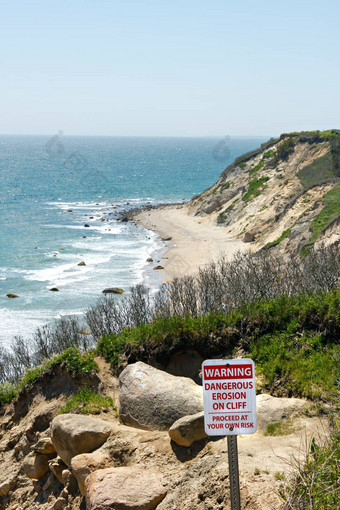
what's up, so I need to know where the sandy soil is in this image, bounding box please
[134,204,246,282]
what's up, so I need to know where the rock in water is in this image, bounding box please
[85,467,167,510]
[77,261,86,266]
[50,415,114,466]
[49,287,59,292]
[119,362,203,430]
[153,265,164,270]
[5,293,19,298]
[102,287,124,294]
[169,411,207,447]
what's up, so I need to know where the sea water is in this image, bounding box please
[0,134,267,346]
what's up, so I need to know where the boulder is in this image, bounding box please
[102,287,124,294]
[50,415,114,466]
[77,261,86,266]
[0,479,15,497]
[146,257,153,262]
[169,411,207,447]
[84,224,90,227]
[71,452,111,495]
[49,457,67,483]
[257,393,308,431]
[49,287,59,292]
[31,437,56,455]
[119,362,203,430]
[6,293,19,298]
[153,265,164,270]
[21,452,49,480]
[85,467,167,510]
[161,236,172,241]
[243,231,255,243]
[78,329,91,335]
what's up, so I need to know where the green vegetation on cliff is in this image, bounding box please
[97,290,340,403]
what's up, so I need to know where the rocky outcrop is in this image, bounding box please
[85,467,167,510]
[50,415,114,466]
[119,362,203,430]
[169,411,207,447]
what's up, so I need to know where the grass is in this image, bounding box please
[298,153,336,188]
[249,159,265,176]
[59,387,116,415]
[238,162,247,168]
[282,422,340,509]
[97,291,340,404]
[220,181,231,191]
[0,347,98,406]
[265,419,294,436]
[243,176,269,202]
[304,183,340,249]
[265,228,290,249]
[263,149,275,159]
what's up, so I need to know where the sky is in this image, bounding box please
[0,0,339,137]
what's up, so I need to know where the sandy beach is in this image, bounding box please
[134,204,246,282]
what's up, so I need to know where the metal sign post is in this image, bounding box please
[227,435,241,510]
[202,358,257,510]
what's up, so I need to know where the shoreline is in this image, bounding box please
[134,203,246,283]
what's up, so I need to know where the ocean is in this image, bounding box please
[0,134,267,347]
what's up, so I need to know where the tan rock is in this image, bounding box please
[85,467,167,510]
[21,452,49,480]
[257,393,308,431]
[0,480,14,497]
[51,414,113,466]
[49,457,67,483]
[31,437,56,454]
[243,231,255,243]
[169,411,208,447]
[71,452,111,495]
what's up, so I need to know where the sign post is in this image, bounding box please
[202,359,257,510]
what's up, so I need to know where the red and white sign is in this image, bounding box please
[202,358,257,435]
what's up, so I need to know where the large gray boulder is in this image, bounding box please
[50,415,114,466]
[119,362,203,430]
[85,467,167,510]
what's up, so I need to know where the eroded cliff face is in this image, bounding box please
[188,132,340,255]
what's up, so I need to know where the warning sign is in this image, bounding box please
[202,359,257,435]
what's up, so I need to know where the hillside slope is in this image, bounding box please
[188,130,340,255]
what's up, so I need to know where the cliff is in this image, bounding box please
[188,130,340,255]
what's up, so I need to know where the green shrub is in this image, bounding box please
[59,388,116,415]
[243,176,269,202]
[305,183,340,247]
[220,181,231,191]
[263,149,275,159]
[276,137,295,161]
[298,153,336,188]
[249,159,265,176]
[0,382,18,405]
[265,228,290,249]
[282,423,340,509]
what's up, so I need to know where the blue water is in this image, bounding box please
[0,134,267,346]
